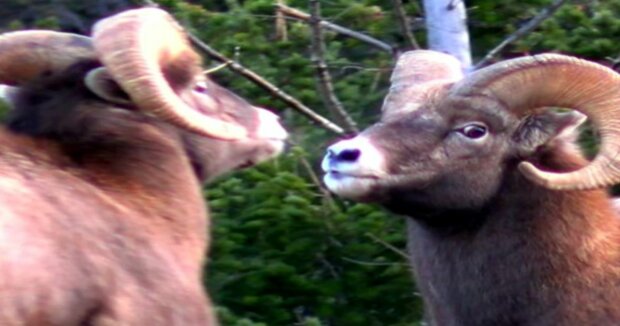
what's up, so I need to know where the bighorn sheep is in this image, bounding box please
[322,50,620,325]
[0,8,287,325]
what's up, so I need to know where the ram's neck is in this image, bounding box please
[0,123,209,266]
[406,147,620,325]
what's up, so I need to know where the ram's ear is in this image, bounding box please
[513,110,587,157]
[84,67,131,105]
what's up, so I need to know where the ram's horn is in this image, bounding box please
[454,54,620,190]
[382,50,465,116]
[0,30,94,86]
[92,8,247,140]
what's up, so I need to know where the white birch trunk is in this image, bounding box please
[422,0,472,70]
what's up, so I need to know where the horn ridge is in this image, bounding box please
[92,8,247,140]
[0,30,94,86]
[382,50,464,116]
[455,53,620,190]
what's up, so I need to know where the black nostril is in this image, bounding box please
[337,149,361,162]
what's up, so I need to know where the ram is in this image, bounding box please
[322,50,620,325]
[0,8,287,326]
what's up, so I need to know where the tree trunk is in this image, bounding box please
[422,0,472,70]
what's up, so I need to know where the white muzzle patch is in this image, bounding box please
[255,107,288,157]
[321,136,387,199]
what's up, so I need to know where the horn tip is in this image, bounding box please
[518,161,599,191]
[518,161,560,189]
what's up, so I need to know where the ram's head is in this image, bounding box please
[1,8,287,181]
[322,50,620,215]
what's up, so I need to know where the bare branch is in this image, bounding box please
[474,0,569,69]
[342,257,408,267]
[142,1,344,134]
[391,0,421,50]
[275,0,288,41]
[295,145,339,210]
[309,0,358,134]
[202,62,231,75]
[277,3,395,55]
[366,232,410,261]
[188,34,345,135]
[317,254,340,279]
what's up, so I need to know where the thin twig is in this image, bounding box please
[474,0,569,69]
[309,0,358,134]
[202,62,231,75]
[317,254,340,279]
[210,271,261,292]
[188,34,345,135]
[369,69,384,93]
[366,232,410,261]
[297,149,338,210]
[275,0,288,41]
[342,257,409,267]
[277,3,395,55]
[144,1,344,133]
[391,0,420,50]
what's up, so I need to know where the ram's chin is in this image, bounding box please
[257,139,287,162]
[323,172,379,201]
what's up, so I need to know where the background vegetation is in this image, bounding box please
[0,0,617,324]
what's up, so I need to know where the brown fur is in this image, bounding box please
[0,127,214,325]
[406,147,620,325]
[326,83,620,324]
[0,58,283,324]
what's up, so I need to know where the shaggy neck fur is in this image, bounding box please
[406,146,620,325]
[0,109,209,262]
[0,62,215,324]
[6,62,207,240]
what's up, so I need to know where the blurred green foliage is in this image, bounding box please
[207,147,421,325]
[0,0,617,324]
[469,0,620,61]
[0,98,8,119]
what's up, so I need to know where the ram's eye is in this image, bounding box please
[459,124,487,139]
[194,81,208,93]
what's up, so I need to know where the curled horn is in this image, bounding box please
[453,54,620,190]
[382,50,464,115]
[0,30,94,86]
[91,8,247,140]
